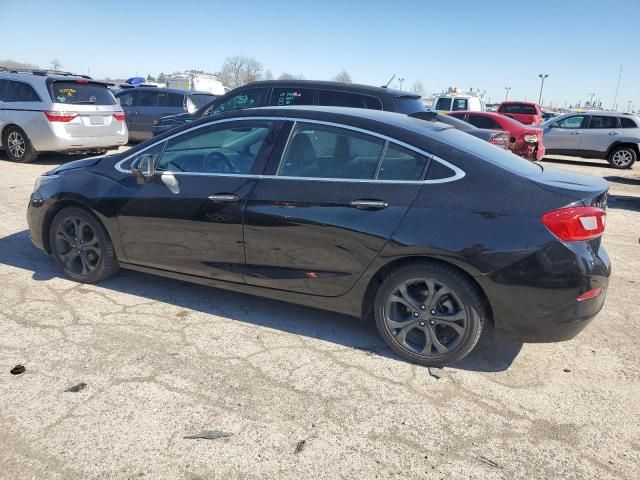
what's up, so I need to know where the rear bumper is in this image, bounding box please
[477,241,610,343]
[28,119,128,152]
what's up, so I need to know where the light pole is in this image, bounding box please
[587,93,595,106]
[505,86,511,101]
[628,100,632,112]
[398,77,405,90]
[538,74,548,105]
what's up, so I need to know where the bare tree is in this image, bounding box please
[219,55,264,89]
[278,72,305,80]
[332,70,352,83]
[263,69,274,80]
[0,59,38,69]
[50,58,62,71]
[411,80,426,97]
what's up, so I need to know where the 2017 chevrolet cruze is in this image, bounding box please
[27,106,611,366]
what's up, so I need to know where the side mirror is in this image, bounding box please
[131,154,155,184]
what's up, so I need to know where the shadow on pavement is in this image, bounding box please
[607,194,640,212]
[603,175,640,186]
[541,156,609,169]
[0,152,91,166]
[0,229,522,372]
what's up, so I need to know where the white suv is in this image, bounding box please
[0,69,128,162]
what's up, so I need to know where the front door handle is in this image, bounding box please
[609,131,621,135]
[570,131,582,135]
[208,194,240,203]
[350,199,389,210]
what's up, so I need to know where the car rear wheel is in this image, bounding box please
[374,262,487,366]
[608,146,636,169]
[3,127,38,163]
[49,207,119,283]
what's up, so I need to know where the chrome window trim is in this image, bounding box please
[114,115,465,184]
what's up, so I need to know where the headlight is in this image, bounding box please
[34,175,59,192]
[524,134,538,143]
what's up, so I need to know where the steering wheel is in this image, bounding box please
[205,151,234,173]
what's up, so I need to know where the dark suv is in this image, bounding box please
[116,87,216,141]
[152,80,508,146]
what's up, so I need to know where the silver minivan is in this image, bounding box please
[0,69,128,162]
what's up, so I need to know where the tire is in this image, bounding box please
[607,146,636,169]
[3,126,38,163]
[49,207,119,283]
[374,261,487,367]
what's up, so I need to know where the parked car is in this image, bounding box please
[497,101,543,125]
[116,87,216,141]
[432,91,486,113]
[542,111,559,121]
[409,111,510,149]
[0,68,127,163]
[449,111,545,160]
[27,106,610,366]
[542,111,639,168]
[153,80,427,136]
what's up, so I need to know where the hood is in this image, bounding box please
[45,155,106,175]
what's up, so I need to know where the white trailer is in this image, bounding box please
[167,73,227,95]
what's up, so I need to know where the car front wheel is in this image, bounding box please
[49,207,119,283]
[374,262,487,366]
[608,146,636,169]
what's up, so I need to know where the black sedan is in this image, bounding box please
[27,106,611,366]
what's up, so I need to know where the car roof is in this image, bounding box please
[117,86,215,96]
[242,80,419,98]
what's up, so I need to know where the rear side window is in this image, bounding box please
[435,98,452,111]
[188,94,216,109]
[451,98,468,111]
[620,117,639,128]
[466,114,501,129]
[213,88,267,114]
[6,81,41,102]
[317,90,383,110]
[589,116,618,129]
[0,79,9,101]
[499,103,536,115]
[50,81,116,105]
[378,144,428,180]
[117,91,137,107]
[138,90,161,107]
[270,88,314,106]
[278,122,385,179]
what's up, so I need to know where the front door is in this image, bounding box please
[116,118,281,282]
[543,115,586,152]
[243,121,427,296]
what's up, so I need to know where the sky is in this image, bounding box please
[2,0,639,110]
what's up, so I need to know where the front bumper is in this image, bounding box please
[27,191,49,251]
[477,241,610,343]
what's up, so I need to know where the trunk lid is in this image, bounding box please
[526,165,609,207]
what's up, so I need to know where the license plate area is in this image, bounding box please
[89,116,104,126]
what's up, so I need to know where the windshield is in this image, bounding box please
[435,98,452,111]
[49,81,117,105]
[189,94,217,109]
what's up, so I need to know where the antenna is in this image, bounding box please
[612,65,622,111]
[384,74,395,88]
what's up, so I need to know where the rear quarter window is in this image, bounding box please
[50,81,116,105]
[620,117,639,128]
[7,81,41,102]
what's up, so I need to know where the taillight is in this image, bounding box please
[113,113,126,122]
[43,111,78,122]
[541,206,606,241]
[524,134,538,143]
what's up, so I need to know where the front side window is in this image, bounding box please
[589,116,618,129]
[317,90,383,110]
[138,90,161,107]
[7,81,41,102]
[157,121,273,174]
[0,79,8,101]
[435,98,452,111]
[213,88,267,114]
[49,81,115,105]
[557,116,585,129]
[378,144,428,181]
[451,98,468,111]
[270,88,314,106]
[278,122,385,179]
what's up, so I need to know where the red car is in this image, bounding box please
[449,111,545,161]
[496,101,543,125]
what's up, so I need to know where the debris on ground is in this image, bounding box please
[477,456,501,469]
[183,430,233,440]
[428,367,444,379]
[65,383,87,393]
[10,365,25,375]
[355,346,379,356]
[294,440,306,454]
[563,368,572,373]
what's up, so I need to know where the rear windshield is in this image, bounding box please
[394,96,427,114]
[189,93,217,109]
[435,98,452,111]
[49,81,116,105]
[499,103,536,115]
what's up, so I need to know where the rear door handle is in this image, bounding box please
[609,131,621,135]
[570,131,581,135]
[350,199,389,210]
[208,194,239,203]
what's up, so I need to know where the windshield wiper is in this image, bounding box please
[72,100,96,104]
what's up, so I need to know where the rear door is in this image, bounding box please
[543,115,587,152]
[116,90,139,137]
[135,89,164,140]
[243,120,428,296]
[580,115,620,153]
